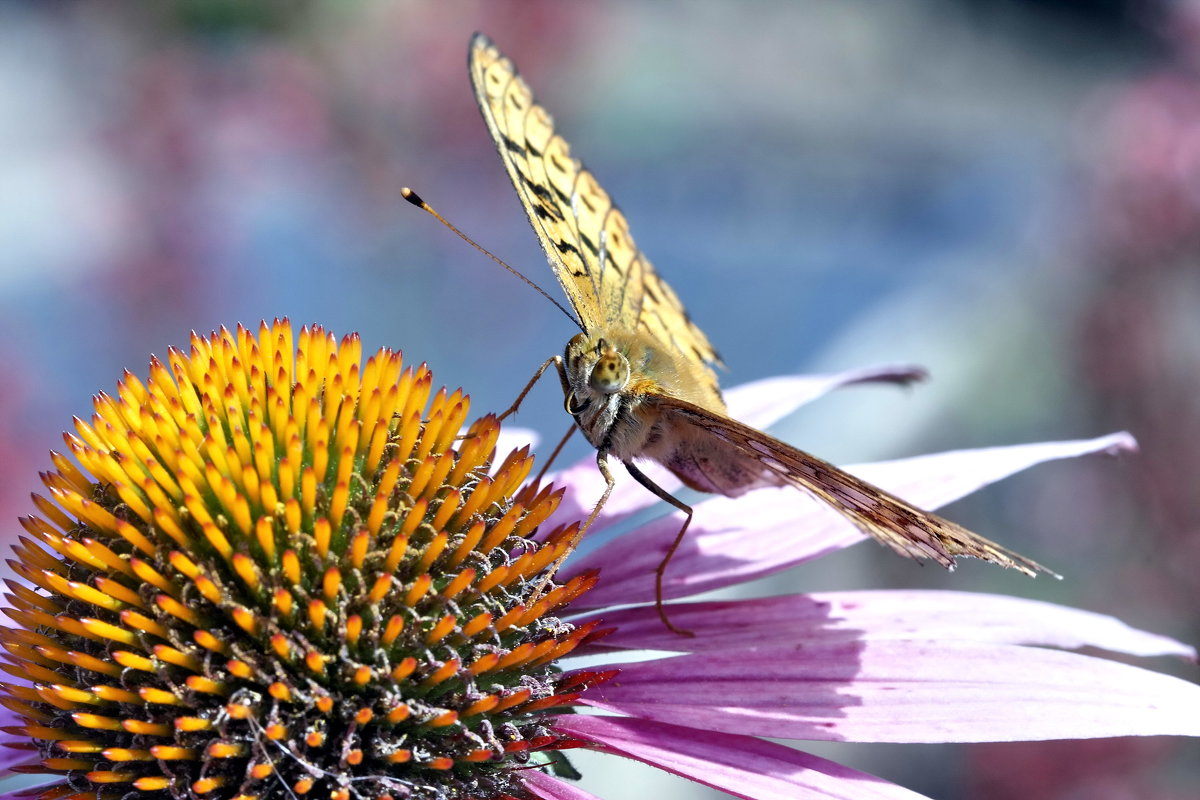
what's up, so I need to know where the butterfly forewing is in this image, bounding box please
[468,34,723,390]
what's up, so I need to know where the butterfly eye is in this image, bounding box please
[588,352,629,393]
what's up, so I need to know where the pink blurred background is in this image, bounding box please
[0,1,1196,797]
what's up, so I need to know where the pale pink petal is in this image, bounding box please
[552,715,933,800]
[564,487,851,608]
[494,426,540,461]
[0,753,40,777]
[522,769,605,800]
[566,433,1135,607]
[0,790,49,800]
[580,641,1200,743]
[847,431,1136,511]
[574,590,1196,659]
[0,710,37,774]
[724,364,927,429]
[540,366,927,536]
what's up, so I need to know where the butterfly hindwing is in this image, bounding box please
[645,393,1055,577]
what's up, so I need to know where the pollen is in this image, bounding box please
[0,320,607,800]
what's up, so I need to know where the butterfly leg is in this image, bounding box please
[622,462,696,637]
[496,355,577,480]
[529,445,617,601]
[534,424,577,484]
[497,355,563,423]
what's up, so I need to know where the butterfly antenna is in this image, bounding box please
[402,187,584,332]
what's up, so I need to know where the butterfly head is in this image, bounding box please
[590,342,631,394]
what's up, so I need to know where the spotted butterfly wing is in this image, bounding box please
[468,33,723,405]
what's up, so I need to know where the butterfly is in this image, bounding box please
[460,33,1054,633]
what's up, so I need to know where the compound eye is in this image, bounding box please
[589,353,628,393]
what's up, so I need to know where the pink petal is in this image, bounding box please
[0,710,38,774]
[580,640,1200,743]
[522,769,605,800]
[552,715,932,800]
[566,433,1135,607]
[847,431,1136,511]
[0,792,52,800]
[494,426,541,460]
[540,365,927,536]
[724,364,927,429]
[574,590,1195,659]
[564,486,845,608]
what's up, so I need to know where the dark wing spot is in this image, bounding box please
[579,233,599,256]
[523,178,554,204]
[502,136,526,155]
[555,240,581,258]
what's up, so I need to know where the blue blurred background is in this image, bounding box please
[1,1,1197,797]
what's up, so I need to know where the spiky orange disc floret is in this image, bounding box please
[0,320,607,800]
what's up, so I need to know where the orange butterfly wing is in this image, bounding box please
[468,34,722,392]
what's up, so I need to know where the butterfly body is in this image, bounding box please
[458,33,1056,630]
[561,329,825,500]
[563,327,762,493]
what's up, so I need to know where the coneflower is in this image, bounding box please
[0,320,604,800]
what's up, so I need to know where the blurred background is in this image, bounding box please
[0,0,1197,797]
